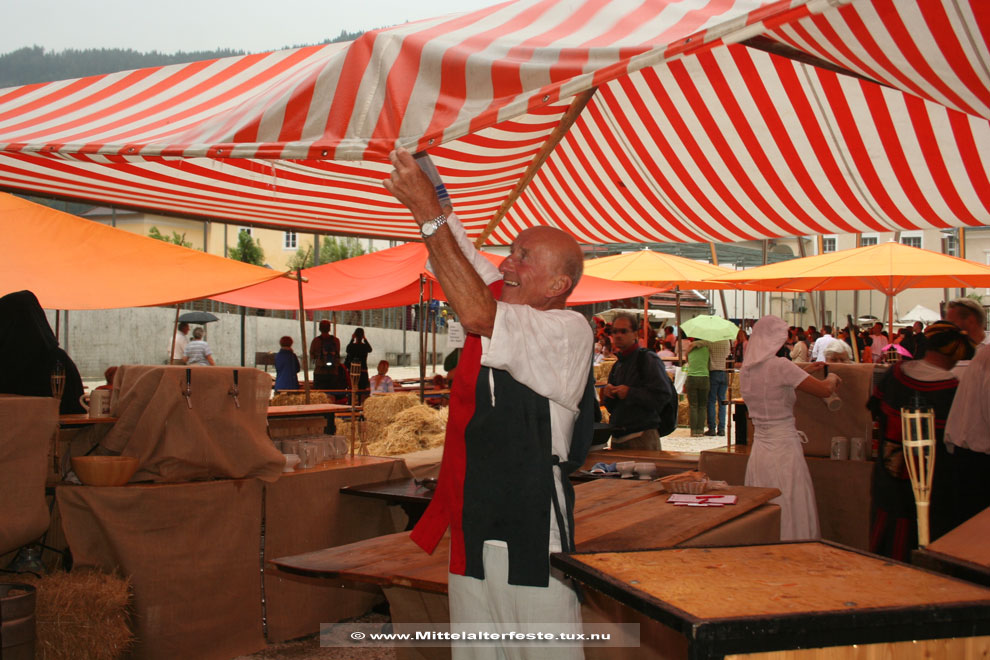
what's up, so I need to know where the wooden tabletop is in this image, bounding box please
[271,478,780,592]
[266,403,356,417]
[339,478,435,506]
[59,414,118,426]
[551,541,990,656]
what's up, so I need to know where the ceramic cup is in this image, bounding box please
[79,389,112,418]
[849,436,867,461]
[830,436,850,460]
[616,461,636,478]
[634,462,658,480]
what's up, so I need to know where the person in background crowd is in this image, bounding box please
[869,321,974,560]
[742,315,840,540]
[370,360,395,394]
[0,291,86,415]
[944,319,990,534]
[310,320,343,390]
[859,331,874,363]
[170,322,190,365]
[274,336,300,391]
[603,313,670,450]
[805,325,819,345]
[790,329,810,362]
[684,335,710,437]
[869,322,890,362]
[946,297,989,378]
[810,325,835,362]
[690,338,731,436]
[95,366,117,391]
[345,327,373,390]
[183,327,215,366]
[912,321,928,360]
[662,326,676,351]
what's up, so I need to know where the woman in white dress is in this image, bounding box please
[742,315,840,540]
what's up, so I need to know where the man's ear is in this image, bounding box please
[547,275,571,297]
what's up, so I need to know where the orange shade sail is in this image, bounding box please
[214,243,663,310]
[0,193,285,310]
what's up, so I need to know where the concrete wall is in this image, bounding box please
[46,307,450,379]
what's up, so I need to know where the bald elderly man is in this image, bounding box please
[386,148,595,660]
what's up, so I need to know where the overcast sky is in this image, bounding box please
[6,0,503,54]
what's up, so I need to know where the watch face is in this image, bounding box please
[421,221,437,237]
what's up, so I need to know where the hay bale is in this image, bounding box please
[362,393,419,425]
[365,405,447,456]
[594,358,616,383]
[270,391,330,406]
[2,570,132,660]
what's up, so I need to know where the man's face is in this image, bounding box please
[498,228,561,310]
[946,307,978,335]
[611,319,637,352]
[871,323,883,335]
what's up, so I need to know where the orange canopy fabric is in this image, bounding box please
[705,242,990,296]
[582,250,737,289]
[214,242,662,310]
[0,194,284,310]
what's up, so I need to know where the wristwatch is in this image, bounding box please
[420,214,447,238]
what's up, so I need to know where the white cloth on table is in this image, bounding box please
[946,345,990,454]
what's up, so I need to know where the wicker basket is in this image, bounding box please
[664,479,708,494]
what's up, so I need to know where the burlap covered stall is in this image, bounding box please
[265,458,412,642]
[57,480,266,660]
[101,365,282,482]
[792,363,876,457]
[0,395,56,555]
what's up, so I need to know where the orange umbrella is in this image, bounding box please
[583,250,736,346]
[705,242,990,335]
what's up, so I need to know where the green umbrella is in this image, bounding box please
[681,315,739,342]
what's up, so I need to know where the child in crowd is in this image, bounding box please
[274,336,300,391]
[369,360,395,394]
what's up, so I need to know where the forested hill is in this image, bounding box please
[0,29,365,87]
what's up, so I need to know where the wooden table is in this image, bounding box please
[59,414,118,427]
[272,479,781,591]
[914,507,990,587]
[552,541,990,659]
[340,477,434,528]
[267,403,354,417]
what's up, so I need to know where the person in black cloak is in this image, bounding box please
[0,290,85,414]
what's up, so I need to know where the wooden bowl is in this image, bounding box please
[71,456,139,487]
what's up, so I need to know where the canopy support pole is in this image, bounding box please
[430,281,437,375]
[474,88,597,248]
[419,275,426,404]
[675,287,683,363]
[240,306,246,367]
[709,242,728,317]
[169,305,180,365]
[55,309,61,345]
[296,268,311,405]
[643,297,649,345]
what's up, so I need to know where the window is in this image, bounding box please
[822,237,837,253]
[859,235,878,247]
[944,234,959,257]
[901,233,922,249]
[283,231,297,249]
[238,226,252,237]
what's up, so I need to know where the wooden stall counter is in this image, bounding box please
[57,455,411,660]
[553,542,990,660]
[914,506,990,587]
[700,445,874,550]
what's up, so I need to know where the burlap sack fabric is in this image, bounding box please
[0,395,56,555]
[100,365,283,483]
[793,362,876,457]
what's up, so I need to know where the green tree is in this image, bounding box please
[228,230,265,266]
[148,225,192,248]
[285,236,368,269]
[320,236,367,263]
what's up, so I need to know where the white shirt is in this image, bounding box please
[170,331,188,360]
[810,333,834,362]
[741,357,810,426]
[945,346,990,454]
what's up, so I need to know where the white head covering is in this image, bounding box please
[742,315,788,372]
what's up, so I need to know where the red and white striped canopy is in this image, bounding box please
[0,0,987,245]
